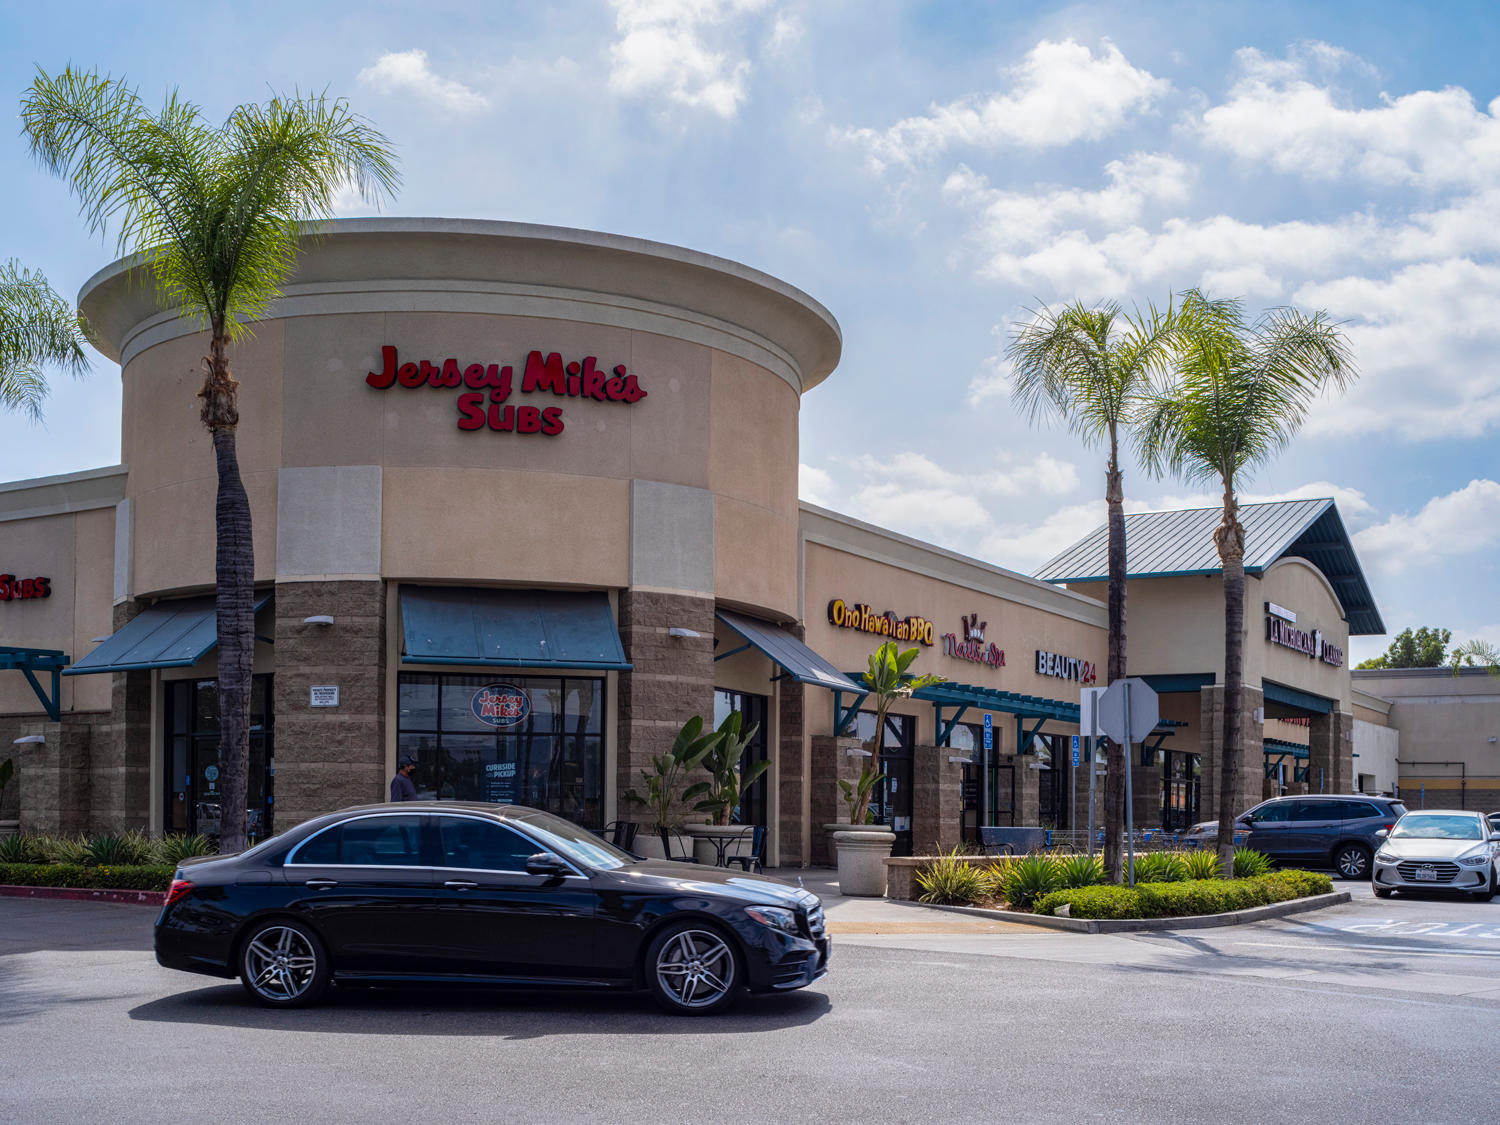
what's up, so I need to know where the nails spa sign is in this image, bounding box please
[942,613,1005,668]
[367,346,648,436]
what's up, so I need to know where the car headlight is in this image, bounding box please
[1375,850,1401,864]
[1458,850,1491,867]
[744,905,799,934]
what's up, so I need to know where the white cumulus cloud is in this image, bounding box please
[608,0,771,118]
[840,38,1170,171]
[357,49,491,113]
[1353,480,1500,574]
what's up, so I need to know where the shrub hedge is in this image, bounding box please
[1035,870,1335,920]
[0,862,174,891]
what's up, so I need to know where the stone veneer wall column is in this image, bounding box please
[810,734,867,865]
[271,581,386,829]
[91,600,150,831]
[777,681,806,867]
[1199,684,1265,823]
[616,591,716,824]
[912,745,963,854]
[1307,709,1355,795]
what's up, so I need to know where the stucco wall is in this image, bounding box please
[1258,558,1351,710]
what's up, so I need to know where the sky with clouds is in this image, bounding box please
[3,0,1498,663]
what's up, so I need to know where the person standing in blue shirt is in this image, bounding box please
[390,756,418,802]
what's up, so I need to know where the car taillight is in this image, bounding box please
[164,878,194,907]
[1381,824,1394,832]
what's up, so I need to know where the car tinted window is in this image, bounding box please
[1341,801,1381,819]
[1250,802,1291,823]
[436,817,537,872]
[1290,801,1345,821]
[292,815,428,866]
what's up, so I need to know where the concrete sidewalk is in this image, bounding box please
[764,867,1050,935]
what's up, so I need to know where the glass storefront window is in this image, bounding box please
[712,688,769,826]
[162,675,274,840]
[396,673,605,829]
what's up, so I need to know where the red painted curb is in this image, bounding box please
[0,884,165,906]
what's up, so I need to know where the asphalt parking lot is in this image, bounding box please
[3,884,1499,1124]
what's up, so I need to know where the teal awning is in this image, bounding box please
[400,586,630,671]
[64,593,273,676]
[1262,680,1334,715]
[1263,737,1310,759]
[715,609,862,692]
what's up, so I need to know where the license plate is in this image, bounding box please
[1415,867,1437,881]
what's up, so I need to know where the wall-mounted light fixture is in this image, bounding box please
[91,636,111,643]
[302,615,335,626]
[843,747,872,758]
[667,627,701,638]
[13,734,45,745]
[1252,707,1265,724]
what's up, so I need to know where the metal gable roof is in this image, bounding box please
[1033,497,1385,636]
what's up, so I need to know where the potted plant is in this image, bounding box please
[683,711,767,865]
[622,715,722,860]
[830,641,943,896]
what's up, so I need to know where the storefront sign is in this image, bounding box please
[0,574,51,601]
[1035,649,1097,685]
[471,682,532,727]
[483,760,518,803]
[366,346,648,437]
[942,612,1005,667]
[827,599,935,646]
[1266,614,1344,667]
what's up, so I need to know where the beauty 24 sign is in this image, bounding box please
[367,346,648,436]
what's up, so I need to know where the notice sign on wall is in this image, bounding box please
[310,685,340,708]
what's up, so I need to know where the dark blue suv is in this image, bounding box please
[1239,795,1407,879]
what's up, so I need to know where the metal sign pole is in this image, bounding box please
[1124,686,1135,886]
[1085,695,1096,861]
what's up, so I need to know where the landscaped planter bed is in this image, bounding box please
[0,862,174,892]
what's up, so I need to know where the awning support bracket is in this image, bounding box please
[713,642,753,663]
[834,691,869,736]
[0,647,69,723]
[934,702,971,748]
[1017,715,1047,756]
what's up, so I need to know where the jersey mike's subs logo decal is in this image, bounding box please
[367,346,647,437]
[471,683,532,728]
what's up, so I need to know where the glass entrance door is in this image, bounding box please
[713,688,769,827]
[163,675,274,841]
[854,711,915,856]
[1160,751,1200,831]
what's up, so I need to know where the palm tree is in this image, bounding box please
[1007,300,1173,882]
[0,259,90,419]
[22,68,399,853]
[843,642,944,825]
[1138,290,1355,873]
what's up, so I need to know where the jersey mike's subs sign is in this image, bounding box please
[1,573,52,601]
[367,346,648,437]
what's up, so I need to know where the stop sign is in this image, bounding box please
[1096,678,1159,744]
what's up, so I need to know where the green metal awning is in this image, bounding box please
[715,610,862,692]
[1263,737,1310,758]
[0,647,70,720]
[1262,680,1334,715]
[64,593,273,676]
[400,585,630,671]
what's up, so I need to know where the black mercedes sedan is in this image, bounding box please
[154,802,828,1014]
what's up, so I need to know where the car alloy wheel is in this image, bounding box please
[239,920,330,1008]
[1335,844,1371,880]
[647,924,741,1015]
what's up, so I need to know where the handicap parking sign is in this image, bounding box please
[1071,735,1080,767]
[983,713,993,750]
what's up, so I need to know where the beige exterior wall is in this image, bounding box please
[0,470,124,717]
[1354,668,1500,801]
[1257,558,1351,711]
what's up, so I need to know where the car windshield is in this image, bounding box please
[514,809,634,870]
[1390,814,1483,840]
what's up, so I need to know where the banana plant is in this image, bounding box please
[847,641,945,824]
[686,711,768,826]
[622,715,723,832]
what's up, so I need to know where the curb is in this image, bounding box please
[0,884,165,907]
[906,890,1353,933]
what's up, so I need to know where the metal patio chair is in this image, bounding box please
[726,825,767,873]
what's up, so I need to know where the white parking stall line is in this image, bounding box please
[1333,920,1500,939]
[1237,940,1500,958]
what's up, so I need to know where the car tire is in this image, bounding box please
[1474,869,1497,903]
[238,919,331,1008]
[644,921,743,1016]
[1334,843,1371,880]
[1372,885,1394,898]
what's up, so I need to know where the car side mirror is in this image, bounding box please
[525,852,571,879]
[1375,828,1389,838]
[1490,833,1500,843]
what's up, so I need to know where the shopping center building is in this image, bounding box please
[1,218,1435,864]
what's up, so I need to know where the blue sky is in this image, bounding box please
[4,0,1498,663]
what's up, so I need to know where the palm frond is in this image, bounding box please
[0,260,92,421]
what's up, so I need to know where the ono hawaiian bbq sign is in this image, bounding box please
[367,346,648,436]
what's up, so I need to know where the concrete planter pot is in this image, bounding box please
[632,831,692,862]
[830,826,897,897]
[684,824,754,865]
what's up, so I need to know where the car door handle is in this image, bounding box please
[444,880,477,890]
[304,879,339,889]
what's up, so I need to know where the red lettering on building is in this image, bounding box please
[0,574,52,602]
[367,346,647,437]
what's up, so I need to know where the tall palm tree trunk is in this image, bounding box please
[1103,433,1127,882]
[203,334,254,854]
[1214,484,1245,874]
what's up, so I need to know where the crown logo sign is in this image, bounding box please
[961,613,987,643]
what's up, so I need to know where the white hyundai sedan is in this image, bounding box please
[1371,810,1500,901]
